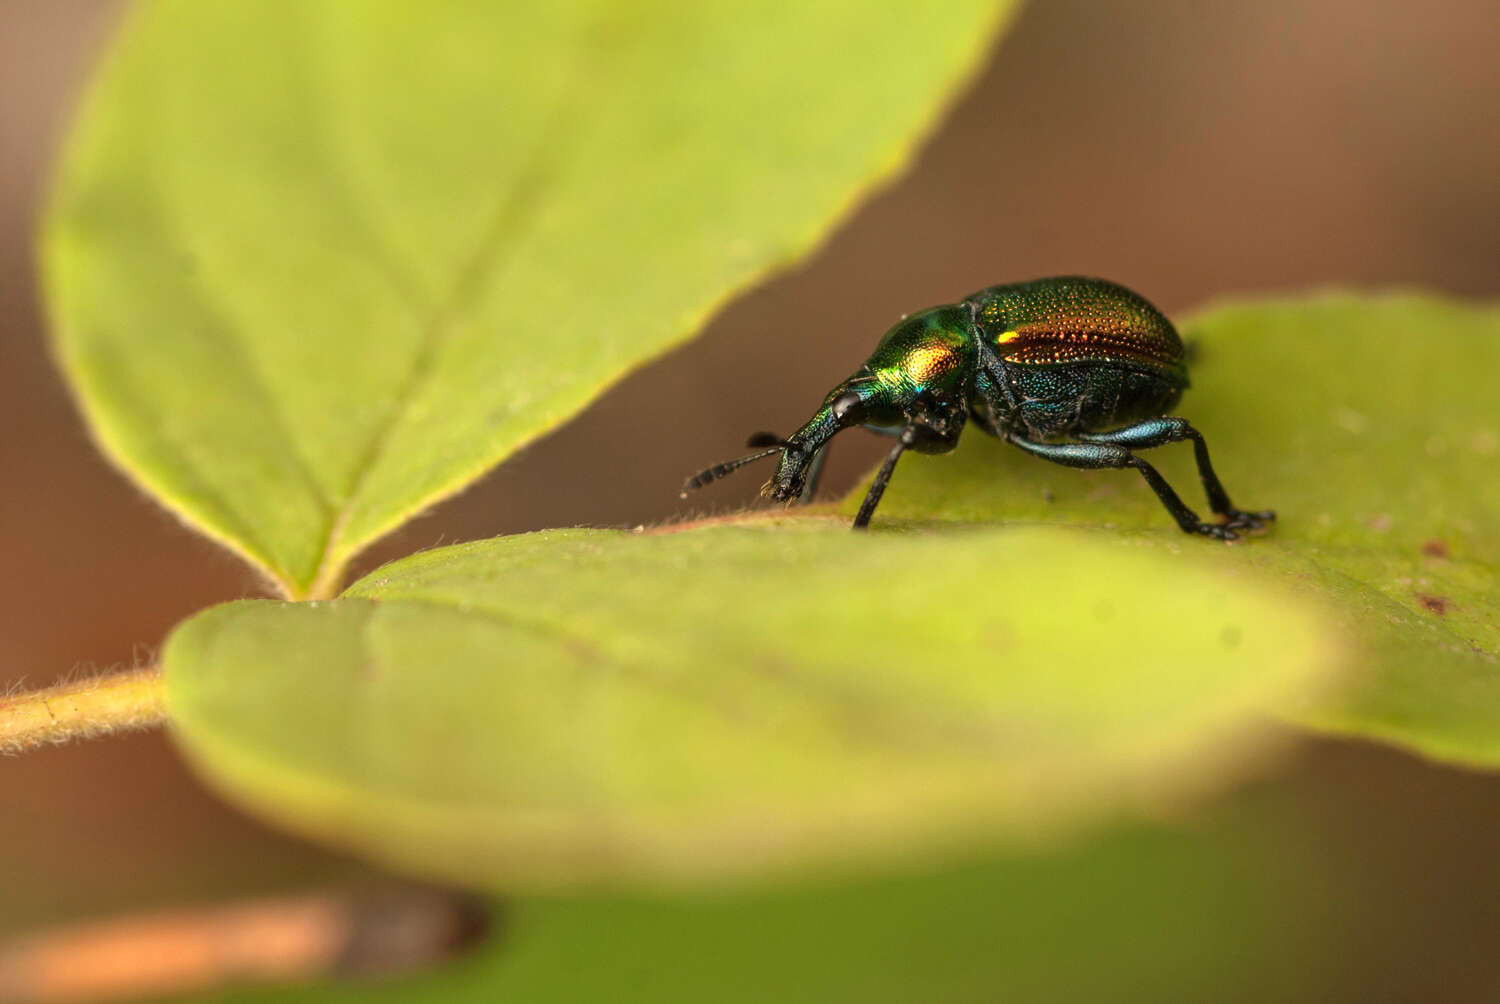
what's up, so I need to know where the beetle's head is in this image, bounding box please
[681,304,976,504]
[678,374,882,504]
[761,374,888,501]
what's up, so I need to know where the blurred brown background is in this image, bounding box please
[3,0,1499,997]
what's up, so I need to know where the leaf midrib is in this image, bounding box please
[298,14,618,599]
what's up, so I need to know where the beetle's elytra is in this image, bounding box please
[684,276,1273,538]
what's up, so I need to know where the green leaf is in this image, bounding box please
[211,809,1342,1004]
[164,521,1339,890]
[42,0,1016,598]
[855,293,1500,766]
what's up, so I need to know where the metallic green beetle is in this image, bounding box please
[684,276,1273,537]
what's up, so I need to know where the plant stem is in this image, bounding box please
[0,511,831,756]
[0,668,166,753]
[0,887,487,1003]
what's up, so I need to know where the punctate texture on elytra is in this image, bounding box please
[163,521,1339,891]
[43,0,1017,597]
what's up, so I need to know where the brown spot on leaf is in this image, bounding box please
[1415,593,1450,616]
[1421,538,1449,559]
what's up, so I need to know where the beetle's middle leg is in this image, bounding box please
[1004,433,1244,540]
[1076,418,1274,531]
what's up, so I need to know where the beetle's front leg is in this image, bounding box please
[854,426,919,530]
[797,445,830,504]
[853,405,966,530]
[1077,418,1274,531]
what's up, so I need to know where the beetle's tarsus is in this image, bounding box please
[1220,508,1275,532]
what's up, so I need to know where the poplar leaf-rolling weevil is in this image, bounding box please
[684,276,1273,537]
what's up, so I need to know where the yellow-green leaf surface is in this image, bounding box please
[165,521,1338,890]
[43,0,1016,598]
[857,293,1500,765]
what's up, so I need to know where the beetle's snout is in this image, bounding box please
[766,443,812,502]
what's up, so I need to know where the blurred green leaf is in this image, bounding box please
[210,805,1344,1004]
[164,521,1338,890]
[856,293,1500,765]
[43,0,1016,598]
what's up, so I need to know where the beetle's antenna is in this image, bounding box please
[681,445,783,496]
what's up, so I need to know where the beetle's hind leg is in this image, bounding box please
[1076,418,1274,531]
[1005,433,1251,541]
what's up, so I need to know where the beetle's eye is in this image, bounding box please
[831,391,865,422]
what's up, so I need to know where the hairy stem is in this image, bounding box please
[0,509,836,756]
[0,669,166,753]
